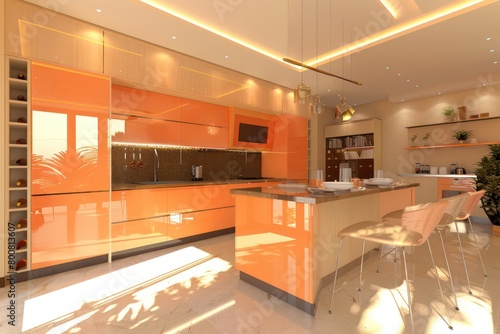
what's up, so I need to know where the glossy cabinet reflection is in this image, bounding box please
[31,192,109,269]
[111,85,230,148]
[31,61,110,194]
[111,182,277,253]
[30,62,110,268]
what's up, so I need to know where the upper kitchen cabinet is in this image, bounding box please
[181,98,229,127]
[111,85,182,121]
[5,0,104,73]
[31,62,110,194]
[262,115,308,180]
[180,98,230,149]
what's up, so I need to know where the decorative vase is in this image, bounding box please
[493,225,500,236]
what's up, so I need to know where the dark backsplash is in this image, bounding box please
[111,145,262,185]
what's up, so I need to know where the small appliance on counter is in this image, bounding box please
[454,164,466,175]
[192,165,203,181]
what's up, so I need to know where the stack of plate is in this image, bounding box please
[364,178,393,186]
[321,181,353,191]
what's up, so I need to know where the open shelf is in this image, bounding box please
[5,56,31,273]
[404,141,500,150]
[406,116,500,129]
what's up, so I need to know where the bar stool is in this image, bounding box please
[328,200,451,333]
[452,190,487,294]
[380,192,470,309]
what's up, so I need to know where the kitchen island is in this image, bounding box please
[231,182,418,315]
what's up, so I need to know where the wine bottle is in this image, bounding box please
[16,138,27,144]
[17,73,26,80]
[17,218,28,229]
[16,239,27,250]
[15,259,27,271]
[16,178,27,187]
[15,158,27,166]
[16,117,27,123]
[17,95,25,101]
[16,198,27,207]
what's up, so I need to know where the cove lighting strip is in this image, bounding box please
[141,0,495,70]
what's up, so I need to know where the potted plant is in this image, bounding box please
[410,134,418,146]
[475,144,500,234]
[452,129,472,143]
[442,107,456,121]
[422,132,431,145]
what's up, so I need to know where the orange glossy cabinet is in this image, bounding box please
[111,188,170,223]
[181,98,229,127]
[31,192,110,269]
[111,114,182,145]
[110,87,230,148]
[110,182,277,252]
[31,61,110,194]
[262,114,308,179]
[180,122,229,149]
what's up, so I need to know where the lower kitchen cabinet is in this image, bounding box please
[168,211,204,239]
[111,216,170,253]
[31,192,110,269]
[204,207,235,233]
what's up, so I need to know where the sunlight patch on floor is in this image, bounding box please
[22,246,231,332]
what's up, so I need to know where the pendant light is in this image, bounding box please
[293,0,311,104]
[335,96,355,121]
[310,0,325,115]
[334,19,355,121]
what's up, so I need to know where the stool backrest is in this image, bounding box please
[458,190,486,220]
[438,193,471,225]
[401,200,449,246]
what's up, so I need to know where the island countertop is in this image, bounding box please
[230,182,419,204]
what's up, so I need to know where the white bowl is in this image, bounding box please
[322,181,353,190]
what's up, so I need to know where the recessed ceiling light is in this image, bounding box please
[494,61,498,64]
[398,73,401,76]
[386,66,390,70]
[438,92,442,95]
[406,79,410,82]
[96,8,102,13]
[225,55,229,59]
[490,49,495,53]
[415,84,419,88]
[486,37,492,41]
[172,36,177,40]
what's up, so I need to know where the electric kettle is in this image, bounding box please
[192,165,203,181]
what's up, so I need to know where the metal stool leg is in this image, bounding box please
[437,230,460,310]
[328,237,344,313]
[427,240,453,330]
[467,217,487,277]
[358,240,366,291]
[454,221,473,294]
[401,247,414,334]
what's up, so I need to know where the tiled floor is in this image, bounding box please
[1,220,499,334]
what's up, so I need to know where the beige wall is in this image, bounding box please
[314,84,500,182]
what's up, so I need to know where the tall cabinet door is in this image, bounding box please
[30,62,110,268]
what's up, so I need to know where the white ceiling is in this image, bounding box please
[23,0,500,108]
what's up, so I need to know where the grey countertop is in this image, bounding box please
[112,178,285,191]
[230,183,420,204]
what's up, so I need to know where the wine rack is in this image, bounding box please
[5,56,31,273]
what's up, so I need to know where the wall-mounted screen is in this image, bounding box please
[238,123,268,144]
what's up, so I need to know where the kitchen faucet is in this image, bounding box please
[153,148,159,182]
